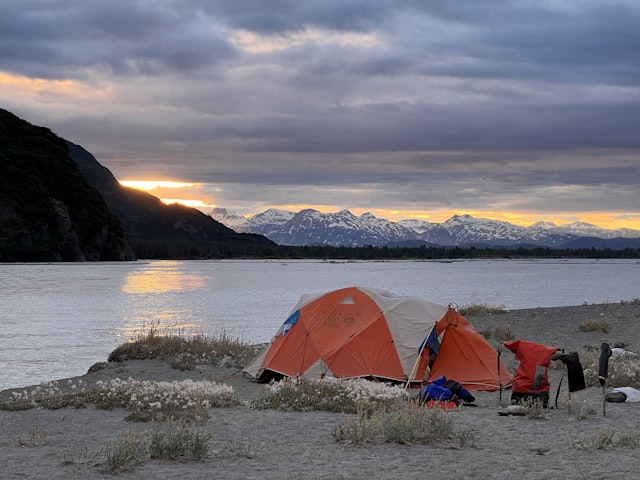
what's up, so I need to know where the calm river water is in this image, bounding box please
[1,258,639,390]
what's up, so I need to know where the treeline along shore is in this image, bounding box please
[130,241,640,260]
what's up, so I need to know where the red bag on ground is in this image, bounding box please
[504,340,558,406]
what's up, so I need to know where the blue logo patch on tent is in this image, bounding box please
[282,310,300,336]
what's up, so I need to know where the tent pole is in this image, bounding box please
[405,341,427,390]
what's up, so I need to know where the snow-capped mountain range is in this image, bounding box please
[209,208,640,249]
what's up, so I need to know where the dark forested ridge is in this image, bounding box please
[67,141,276,256]
[0,109,135,261]
[0,108,275,261]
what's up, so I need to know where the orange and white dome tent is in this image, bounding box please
[244,286,512,391]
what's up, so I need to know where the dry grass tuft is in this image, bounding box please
[0,377,235,423]
[101,431,149,472]
[253,377,408,413]
[107,326,262,370]
[493,324,516,342]
[147,419,211,461]
[459,302,507,316]
[520,397,547,419]
[578,318,610,333]
[334,400,475,447]
[19,425,49,447]
[223,440,262,459]
[565,399,597,420]
[100,421,212,472]
[570,427,640,451]
[621,297,640,305]
[580,349,640,388]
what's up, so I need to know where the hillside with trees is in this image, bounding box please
[0,109,134,261]
[67,141,276,258]
[0,108,276,261]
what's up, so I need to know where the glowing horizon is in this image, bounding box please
[120,180,196,190]
[118,181,640,230]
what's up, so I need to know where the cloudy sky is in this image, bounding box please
[2,0,640,228]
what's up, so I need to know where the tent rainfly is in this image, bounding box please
[244,286,512,391]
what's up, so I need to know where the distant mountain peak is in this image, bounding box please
[211,207,640,249]
[209,208,246,227]
[530,221,557,229]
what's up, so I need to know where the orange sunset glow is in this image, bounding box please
[119,180,215,209]
[0,71,111,102]
[119,180,640,230]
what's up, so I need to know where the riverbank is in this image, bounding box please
[2,303,640,479]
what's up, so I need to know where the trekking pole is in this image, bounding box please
[497,345,503,405]
[598,343,612,416]
[554,373,564,410]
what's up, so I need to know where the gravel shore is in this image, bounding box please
[2,303,640,480]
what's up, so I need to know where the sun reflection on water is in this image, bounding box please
[118,262,208,340]
[122,261,206,294]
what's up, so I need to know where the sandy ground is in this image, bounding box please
[2,303,640,480]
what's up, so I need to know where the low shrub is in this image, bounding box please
[569,427,640,451]
[0,378,236,422]
[333,404,384,445]
[493,324,516,342]
[520,397,546,419]
[19,425,49,447]
[578,318,610,333]
[617,431,640,448]
[621,298,640,305]
[107,327,263,370]
[334,401,475,447]
[147,419,211,461]
[565,399,596,420]
[100,421,212,472]
[101,431,149,472]
[94,378,236,422]
[252,377,409,413]
[459,303,507,316]
[580,350,640,388]
[480,328,492,340]
[223,440,262,459]
[57,447,101,466]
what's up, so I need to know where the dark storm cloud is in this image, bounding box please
[0,0,236,78]
[2,0,640,219]
[192,0,390,33]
